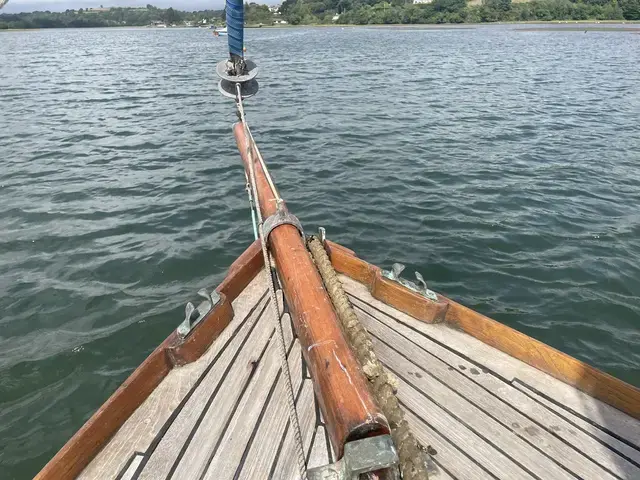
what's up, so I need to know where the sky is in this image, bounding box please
[2,0,227,13]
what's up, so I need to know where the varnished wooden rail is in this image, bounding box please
[35,240,265,480]
[325,241,640,421]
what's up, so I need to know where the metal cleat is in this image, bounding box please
[307,435,399,480]
[176,289,221,340]
[415,272,438,302]
[382,263,438,302]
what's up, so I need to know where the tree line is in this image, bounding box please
[281,0,639,23]
[1,0,638,29]
[0,5,224,29]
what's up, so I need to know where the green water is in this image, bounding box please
[0,25,639,479]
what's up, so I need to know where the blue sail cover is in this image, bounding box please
[226,0,244,58]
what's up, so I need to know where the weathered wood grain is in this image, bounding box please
[404,409,496,480]
[237,340,304,480]
[513,381,640,465]
[270,380,317,480]
[139,293,274,480]
[307,426,330,470]
[360,308,619,480]
[40,242,267,480]
[351,295,640,479]
[167,300,278,479]
[78,272,270,480]
[118,453,144,480]
[382,342,575,479]
[36,332,175,480]
[397,375,536,480]
[330,244,640,421]
[202,339,301,480]
[340,274,640,446]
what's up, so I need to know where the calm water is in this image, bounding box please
[1,25,639,478]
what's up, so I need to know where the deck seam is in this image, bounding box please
[232,368,283,480]
[431,457,459,480]
[513,379,640,456]
[356,301,631,479]
[305,423,319,466]
[115,452,144,480]
[130,290,269,479]
[376,331,585,480]
[323,421,334,464]
[266,376,307,480]
[347,292,515,384]
[228,310,297,480]
[399,400,501,479]
[196,329,276,480]
[163,297,271,480]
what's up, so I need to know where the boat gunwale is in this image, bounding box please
[324,240,640,421]
[35,239,265,480]
[37,237,640,480]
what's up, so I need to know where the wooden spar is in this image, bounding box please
[233,123,389,456]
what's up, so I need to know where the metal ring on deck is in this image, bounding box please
[262,206,304,244]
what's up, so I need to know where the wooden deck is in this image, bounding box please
[79,270,640,480]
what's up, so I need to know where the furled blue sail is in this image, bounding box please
[226,0,244,58]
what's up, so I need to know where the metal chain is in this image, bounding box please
[236,84,308,480]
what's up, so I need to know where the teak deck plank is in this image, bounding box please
[117,454,143,480]
[365,311,619,480]
[339,274,640,447]
[236,339,305,480]
[397,374,536,480]
[307,426,331,470]
[136,291,272,480]
[79,271,269,480]
[271,380,317,480]
[404,409,495,480]
[202,339,301,480]
[352,296,637,479]
[167,300,278,480]
[513,381,640,469]
[79,262,640,480]
[382,343,575,480]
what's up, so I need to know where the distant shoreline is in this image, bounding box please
[2,20,639,32]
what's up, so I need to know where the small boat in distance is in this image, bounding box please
[213,26,228,36]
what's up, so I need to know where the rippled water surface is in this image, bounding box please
[1,25,639,478]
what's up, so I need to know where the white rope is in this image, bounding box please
[236,84,308,480]
[248,128,281,202]
[244,171,258,240]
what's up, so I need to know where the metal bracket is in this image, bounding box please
[307,435,399,480]
[318,226,326,245]
[262,203,304,243]
[177,288,221,340]
[382,263,438,302]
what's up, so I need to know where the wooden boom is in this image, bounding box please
[233,124,389,456]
